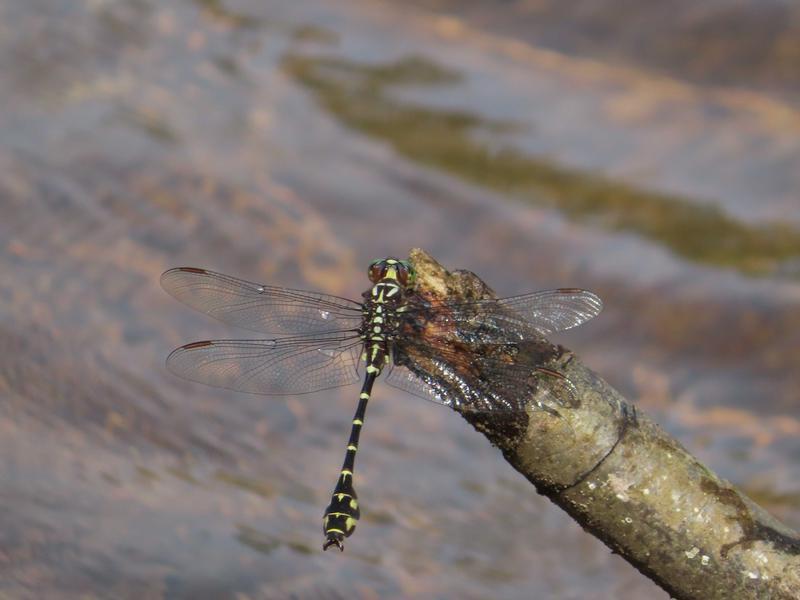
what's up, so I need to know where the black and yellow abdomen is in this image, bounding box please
[322,386,369,550]
[322,469,360,549]
[322,260,408,551]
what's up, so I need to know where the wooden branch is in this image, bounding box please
[408,248,800,600]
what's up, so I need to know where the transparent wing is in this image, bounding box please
[385,363,446,405]
[403,289,602,342]
[161,267,363,335]
[386,348,577,459]
[388,341,578,413]
[497,289,602,335]
[166,332,362,395]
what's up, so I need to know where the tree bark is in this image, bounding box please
[408,248,800,600]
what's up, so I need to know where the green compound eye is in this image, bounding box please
[400,261,416,287]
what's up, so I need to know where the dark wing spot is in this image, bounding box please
[182,340,214,349]
[179,267,208,274]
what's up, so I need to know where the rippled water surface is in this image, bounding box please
[1,0,798,598]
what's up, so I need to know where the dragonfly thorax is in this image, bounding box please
[359,277,409,374]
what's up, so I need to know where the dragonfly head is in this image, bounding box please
[367,258,416,289]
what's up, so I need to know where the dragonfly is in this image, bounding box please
[161,258,602,551]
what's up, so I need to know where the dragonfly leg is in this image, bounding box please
[531,366,579,410]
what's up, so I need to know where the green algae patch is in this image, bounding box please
[291,25,340,45]
[282,52,800,278]
[191,0,263,29]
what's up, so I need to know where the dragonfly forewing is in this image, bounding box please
[161,267,363,335]
[403,288,602,343]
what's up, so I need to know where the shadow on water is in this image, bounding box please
[282,52,800,278]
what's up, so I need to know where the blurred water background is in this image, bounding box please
[1,0,799,598]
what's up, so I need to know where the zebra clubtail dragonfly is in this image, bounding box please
[161,258,602,551]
